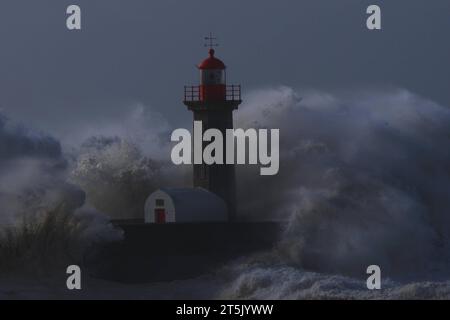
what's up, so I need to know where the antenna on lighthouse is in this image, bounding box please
[204,32,219,49]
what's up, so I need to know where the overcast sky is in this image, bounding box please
[0,0,449,144]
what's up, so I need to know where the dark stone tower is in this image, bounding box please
[183,47,242,221]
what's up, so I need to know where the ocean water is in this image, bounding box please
[2,87,450,299]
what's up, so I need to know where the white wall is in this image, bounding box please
[144,190,176,223]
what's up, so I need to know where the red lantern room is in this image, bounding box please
[183,34,241,105]
[198,48,226,101]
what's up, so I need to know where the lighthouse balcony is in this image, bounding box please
[184,85,241,103]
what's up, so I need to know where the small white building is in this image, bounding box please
[144,188,228,223]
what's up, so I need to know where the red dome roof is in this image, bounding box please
[198,49,226,70]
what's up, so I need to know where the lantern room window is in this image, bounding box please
[201,69,225,85]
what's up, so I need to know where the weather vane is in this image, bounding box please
[204,32,219,49]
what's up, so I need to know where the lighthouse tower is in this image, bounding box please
[183,37,242,221]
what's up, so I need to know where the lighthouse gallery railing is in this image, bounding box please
[184,85,241,102]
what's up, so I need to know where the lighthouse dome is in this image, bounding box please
[198,49,226,70]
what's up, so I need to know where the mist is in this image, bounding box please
[236,86,450,278]
[2,86,450,297]
[0,113,122,277]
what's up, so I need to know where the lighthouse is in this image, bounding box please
[183,36,242,221]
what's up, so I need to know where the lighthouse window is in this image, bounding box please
[202,70,224,85]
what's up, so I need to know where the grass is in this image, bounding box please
[0,204,98,277]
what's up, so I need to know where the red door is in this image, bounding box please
[154,208,166,223]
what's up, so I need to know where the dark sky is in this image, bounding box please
[0,0,449,143]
